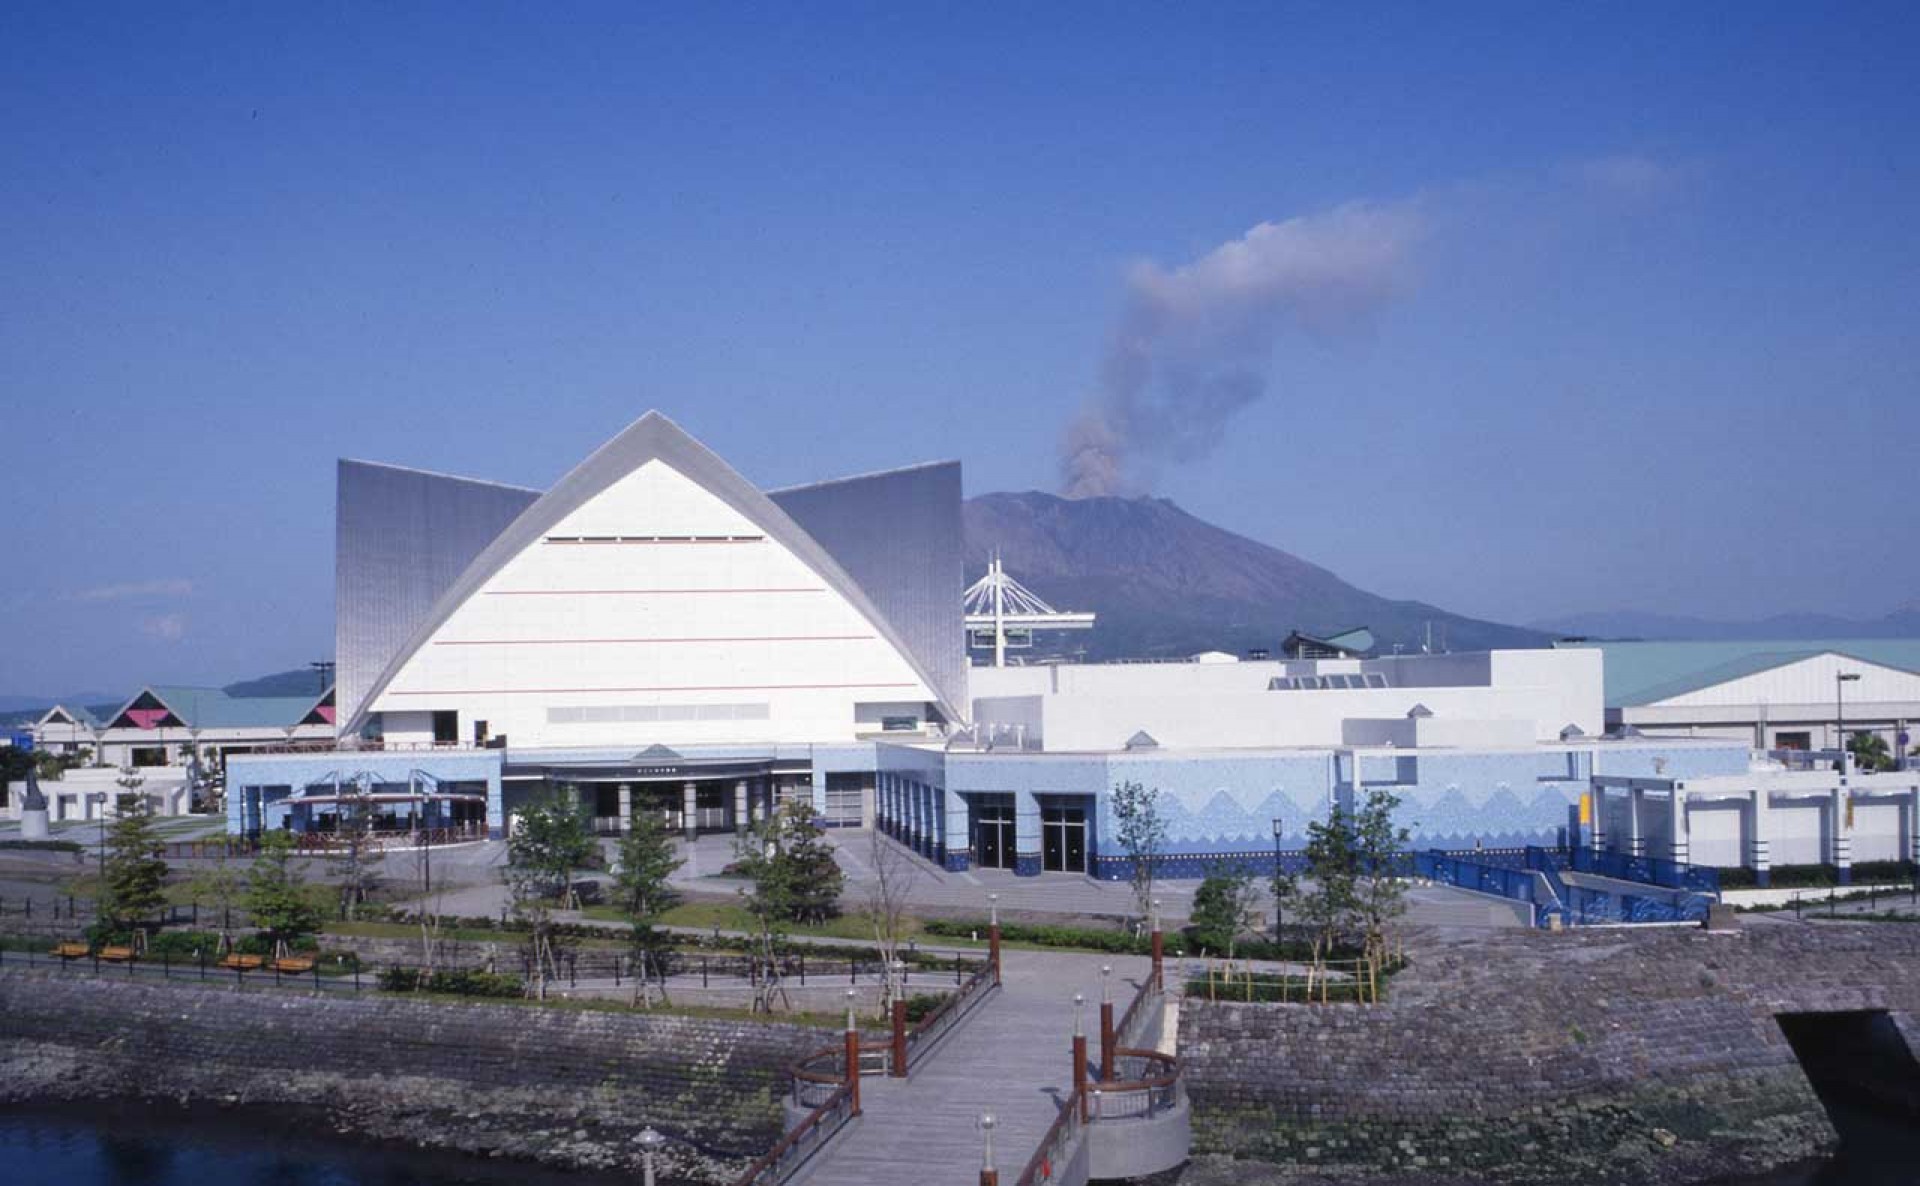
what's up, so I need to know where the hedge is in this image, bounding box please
[378,966,524,997]
[0,839,82,852]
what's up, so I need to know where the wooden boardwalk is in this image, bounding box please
[791,949,1151,1185]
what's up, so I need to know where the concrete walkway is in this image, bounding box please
[793,948,1147,1186]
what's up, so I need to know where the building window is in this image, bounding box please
[1774,731,1811,751]
[823,773,867,826]
[432,711,459,745]
[131,746,168,768]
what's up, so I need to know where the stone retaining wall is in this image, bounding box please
[0,967,819,1183]
[1179,924,1920,1185]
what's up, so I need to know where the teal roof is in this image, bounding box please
[1561,639,1920,707]
[137,685,330,730]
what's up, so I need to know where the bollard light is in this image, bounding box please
[1073,991,1085,1037]
[988,892,999,927]
[980,1112,997,1168]
[637,1126,665,1186]
[846,987,858,1030]
[1101,963,1112,1004]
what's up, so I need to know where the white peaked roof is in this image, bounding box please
[342,411,963,734]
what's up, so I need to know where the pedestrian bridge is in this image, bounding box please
[733,931,1188,1186]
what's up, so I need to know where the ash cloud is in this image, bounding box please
[1060,201,1424,497]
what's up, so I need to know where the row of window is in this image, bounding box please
[545,702,772,724]
[1270,673,1391,691]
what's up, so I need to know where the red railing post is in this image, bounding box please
[844,1006,863,1116]
[891,998,908,1078]
[1072,992,1089,1123]
[988,892,1002,987]
[1099,964,1115,1082]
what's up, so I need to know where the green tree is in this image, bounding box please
[1188,862,1258,958]
[1350,787,1412,961]
[732,800,844,1011]
[100,801,169,936]
[781,802,843,924]
[245,831,323,949]
[1849,731,1896,773]
[1300,802,1361,967]
[1111,780,1169,926]
[613,809,683,1007]
[506,789,594,999]
[186,846,245,943]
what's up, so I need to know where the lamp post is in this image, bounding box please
[1271,816,1285,941]
[637,1126,665,1186]
[978,1113,998,1186]
[1837,672,1862,770]
[890,959,908,1077]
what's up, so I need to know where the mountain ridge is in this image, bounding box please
[961,490,1550,660]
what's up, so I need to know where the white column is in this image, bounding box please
[1831,784,1852,883]
[1667,788,1688,866]
[1750,788,1771,885]
[682,781,698,840]
[1628,787,1644,857]
[734,780,749,833]
[618,783,632,834]
[1909,785,1920,864]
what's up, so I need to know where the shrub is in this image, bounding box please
[378,967,523,997]
[903,992,947,1023]
[0,839,82,852]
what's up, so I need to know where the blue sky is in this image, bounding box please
[3,3,1917,694]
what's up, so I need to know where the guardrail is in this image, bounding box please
[903,956,995,1069]
[1087,1048,1180,1120]
[733,1082,856,1186]
[1015,1082,1087,1186]
[1564,845,1719,894]
[1014,971,1179,1186]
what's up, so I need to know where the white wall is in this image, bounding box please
[1655,651,1920,708]
[370,459,935,748]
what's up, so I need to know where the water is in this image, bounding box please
[0,1106,654,1186]
[1711,1096,1915,1186]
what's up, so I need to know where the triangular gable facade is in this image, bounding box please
[1650,650,1920,708]
[299,687,337,728]
[351,412,953,745]
[109,688,188,730]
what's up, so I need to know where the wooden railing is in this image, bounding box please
[1014,971,1181,1186]
[903,956,995,1071]
[1015,1083,1087,1186]
[731,1081,856,1186]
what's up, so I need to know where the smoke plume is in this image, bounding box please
[1059,201,1424,497]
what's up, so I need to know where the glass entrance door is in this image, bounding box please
[974,797,1015,869]
[1042,804,1087,873]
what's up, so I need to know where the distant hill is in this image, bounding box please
[0,669,327,729]
[1531,603,1920,642]
[962,491,1550,661]
[222,669,332,699]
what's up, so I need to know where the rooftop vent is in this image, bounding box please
[1406,704,1434,720]
[1124,730,1160,751]
[1559,724,1587,740]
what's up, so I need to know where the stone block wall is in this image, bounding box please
[1180,926,1920,1184]
[0,968,821,1182]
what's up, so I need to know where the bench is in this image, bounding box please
[218,953,265,971]
[97,946,136,962]
[51,942,91,960]
[271,957,316,974]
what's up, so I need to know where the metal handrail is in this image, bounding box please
[732,1081,855,1186]
[1088,1048,1181,1120]
[789,1039,894,1108]
[1014,1087,1085,1186]
[903,959,995,1068]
